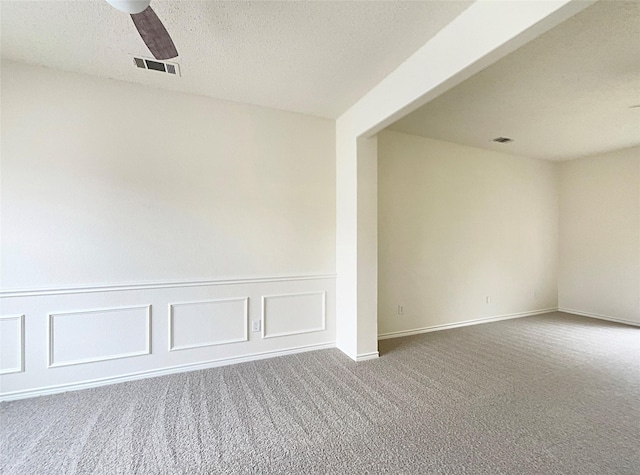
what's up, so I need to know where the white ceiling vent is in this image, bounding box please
[133,56,180,76]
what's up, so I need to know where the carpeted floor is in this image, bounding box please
[1,311,639,474]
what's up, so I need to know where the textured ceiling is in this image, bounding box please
[0,0,472,118]
[390,0,640,161]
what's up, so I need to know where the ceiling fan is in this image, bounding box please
[106,0,178,60]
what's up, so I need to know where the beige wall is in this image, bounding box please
[1,61,336,289]
[558,146,640,324]
[377,130,559,336]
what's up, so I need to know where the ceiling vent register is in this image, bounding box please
[133,56,180,76]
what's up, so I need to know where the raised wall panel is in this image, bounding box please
[262,292,326,339]
[0,315,24,374]
[169,298,248,351]
[48,305,151,368]
[1,275,336,401]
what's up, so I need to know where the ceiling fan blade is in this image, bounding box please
[130,6,177,60]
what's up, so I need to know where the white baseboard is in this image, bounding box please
[378,308,558,340]
[355,351,379,362]
[558,308,640,327]
[0,342,335,402]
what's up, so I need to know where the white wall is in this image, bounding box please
[335,0,590,358]
[0,61,336,399]
[1,61,335,289]
[558,146,640,324]
[378,130,559,337]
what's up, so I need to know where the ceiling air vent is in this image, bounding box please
[493,137,513,144]
[132,56,180,76]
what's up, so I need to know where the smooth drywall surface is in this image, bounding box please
[356,135,378,359]
[0,61,335,289]
[0,60,337,399]
[558,146,640,323]
[378,131,559,336]
[335,0,590,358]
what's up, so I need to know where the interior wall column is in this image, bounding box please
[334,0,593,361]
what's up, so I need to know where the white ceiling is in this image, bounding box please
[0,0,472,118]
[389,0,640,161]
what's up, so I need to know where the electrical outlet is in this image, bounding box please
[252,320,261,332]
[486,296,491,304]
[397,305,404,315]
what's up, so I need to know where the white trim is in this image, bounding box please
[336,346,357,362]
[558,308,640,327]
[168,297,249,351]
[0,314,25,375]
[0,342,336,402]
[378,308,558,340]
[261,291,326,339]
[0,274,337,298]
[355,351,379,362]
[48,305,152,368]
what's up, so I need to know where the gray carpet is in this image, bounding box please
[1,312,639,474]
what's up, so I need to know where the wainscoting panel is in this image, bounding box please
[0,315,24,374]
[262,292,326,339]
[169,298,248,351]
[0,275,335,400]
[48,305,152,368]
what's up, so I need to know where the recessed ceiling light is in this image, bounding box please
[493,137,513,144]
